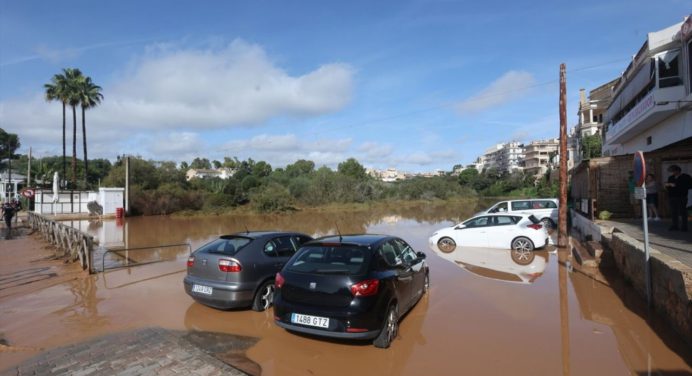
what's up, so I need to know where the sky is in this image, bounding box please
[0,0,689,172]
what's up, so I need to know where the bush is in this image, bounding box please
[598,210,612,220]
[250,183,294,212]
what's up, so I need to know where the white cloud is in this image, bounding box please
[456,71,535,114]
[359,141,393,159]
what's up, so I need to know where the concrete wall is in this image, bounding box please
[570,209,604,242]
[605,232,692,342]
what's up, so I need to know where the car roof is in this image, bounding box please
[307,234,394,247]
[221,231,308,240]
[503,198,558,202]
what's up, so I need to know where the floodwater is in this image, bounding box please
[1,200,690,375]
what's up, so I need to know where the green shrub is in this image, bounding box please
[598,210,612,220]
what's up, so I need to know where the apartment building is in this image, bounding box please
[523,139,559,176]
[603,16,692,157]
[477,142,524,174]
[571,80,618,166]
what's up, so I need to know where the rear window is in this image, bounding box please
[197,236,252,255]
[287,246,370,275]
[527,215,541,224]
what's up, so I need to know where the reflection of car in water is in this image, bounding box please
[429,244,548,284]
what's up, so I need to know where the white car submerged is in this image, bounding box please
[429,213,549,252]
[475,198,558,230]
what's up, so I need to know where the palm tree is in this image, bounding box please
[76,76,103,187]
[44,73,70,186]
[63,68,84,189]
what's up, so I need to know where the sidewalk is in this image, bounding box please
[598,218,692,268]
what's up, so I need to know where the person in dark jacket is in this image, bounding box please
[664,165,692,232]
[2,201,15,239]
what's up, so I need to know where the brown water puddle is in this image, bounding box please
[1,202,690,374]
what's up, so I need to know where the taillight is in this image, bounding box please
[350,279,379,297]
[187,256,194,267]
[275,273,285,289]
[528,224,543,230]
[219,259,242,272]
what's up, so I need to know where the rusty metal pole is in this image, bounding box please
[558,63,569,248]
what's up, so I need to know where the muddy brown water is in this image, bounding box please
[1,201,690,375]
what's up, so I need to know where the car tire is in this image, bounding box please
[541,218,555,230]
[437,237,456,253]
[423,273,430,294]
[511,236,535,253]
[251,280,275,312]
[373,304,398,349]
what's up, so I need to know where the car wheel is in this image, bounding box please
[511,236,535,253]
[510,247,536,265]
[437,237,456,253]
[251,280,275,312]
[541,218,555,230]
[373,304,398,349]
[423,273,430,293]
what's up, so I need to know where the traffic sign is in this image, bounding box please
[20,188,35,198]
[633,151,646,187]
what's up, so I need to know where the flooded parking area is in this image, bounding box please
[1,202,690,375]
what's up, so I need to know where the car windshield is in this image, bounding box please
[197,236,252,255]
[287,246,370,275]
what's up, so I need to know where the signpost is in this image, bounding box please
[633,151,651,306]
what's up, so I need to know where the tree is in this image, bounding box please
[61,68,85,188]
[458,168,479,186]
[76,75,103,187]
[252,161,272,177]
[0,129,20,196]
[190,158,211,169]
[581,134,602,159]
[212,160,222,169]
[337,158,367,180]
[285,159,315,177]
[44,71,70,184]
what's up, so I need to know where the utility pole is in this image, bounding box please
[558,63,569,248]
[27,147,32,187]
[125,155,130,216]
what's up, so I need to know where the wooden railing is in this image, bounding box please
[27,212,95,273]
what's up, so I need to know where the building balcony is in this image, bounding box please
[606,86,685,145]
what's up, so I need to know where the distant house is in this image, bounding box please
[0,170,26,201]
[185,168,235,181]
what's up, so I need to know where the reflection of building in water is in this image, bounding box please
[67,219,126,249]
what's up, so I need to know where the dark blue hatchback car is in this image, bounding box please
[273,234,429,348]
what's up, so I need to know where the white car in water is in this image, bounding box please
[476,198,559,230]
[429,213,549,252]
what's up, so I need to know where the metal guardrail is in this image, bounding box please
[101,243,192,272]
[28,212,95,272]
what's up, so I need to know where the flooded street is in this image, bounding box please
[1,201,690,375]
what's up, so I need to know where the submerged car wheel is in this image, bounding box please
[511,236,535,253]
[423,273,430,293]
[373,304,399,349]
[437,237,456,253]
[252,280,275,312]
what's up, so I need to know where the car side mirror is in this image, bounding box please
[416,251,426,259]
[455,225,465,230]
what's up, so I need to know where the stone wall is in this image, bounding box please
[606,232,692,342]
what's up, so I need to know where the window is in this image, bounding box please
[199,236,251,255]
[646,136,652,145]
[379,240,403,266]
[658,49,682,88]
[489,202,508,213]
[264,236,297,257]
[393,239,417,264]
[511,201,530,210]
[688,40,692,92]
[464,216,490,227]
[494,216,516,226]
[287,246,369,275]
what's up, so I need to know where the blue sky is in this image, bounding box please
[0,1,689,172]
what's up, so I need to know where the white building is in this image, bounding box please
[571,80,617,166]
[478,142,524,173]
[603,16,692,156]
[185,168,235,181]
[0,170,25,201]
[523,139,559,176]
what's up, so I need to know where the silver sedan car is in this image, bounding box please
[184,231,312,311]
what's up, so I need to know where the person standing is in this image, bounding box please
[2,201,15,239]
[664,165,692,232]
[645,174,661,221]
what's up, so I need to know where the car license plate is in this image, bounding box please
[192,284,213,295]
[291,313,329,328]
